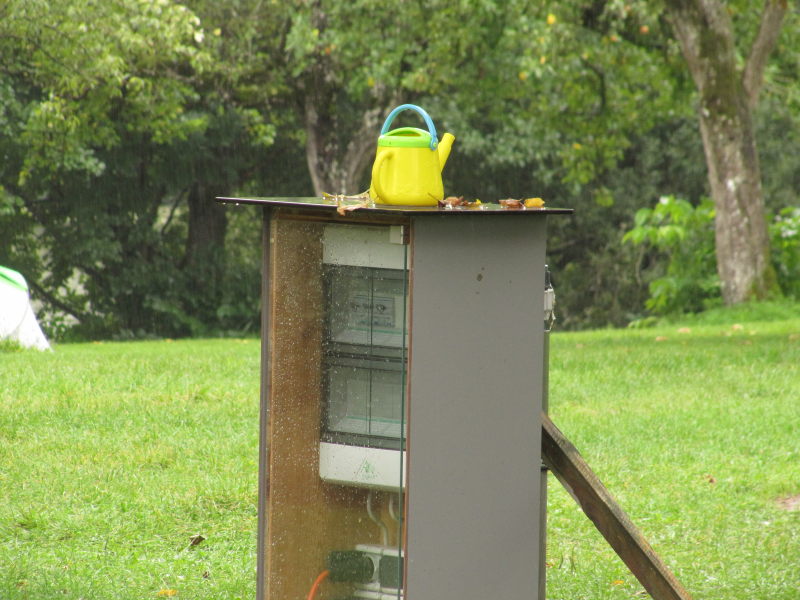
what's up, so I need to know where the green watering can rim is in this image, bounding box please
[377,127,434,148]
[0,266,28,292]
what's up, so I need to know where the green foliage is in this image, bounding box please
[770,207,800,298]
[524,116,706,330]
[3,0,209,188]
[421,0,685,185]
[622,197,800,320]
[0,0,697,335]
[0,339,24,353]
[623,195,719,315]
[0,0,277,339]
[623,192,800,320]
[0,0,797,336]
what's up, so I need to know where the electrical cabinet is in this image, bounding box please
[217,196,569,600]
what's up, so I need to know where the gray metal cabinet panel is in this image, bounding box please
[406,215,546,600]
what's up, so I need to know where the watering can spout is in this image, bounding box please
[437,133,455,170]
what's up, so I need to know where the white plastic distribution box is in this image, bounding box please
[319,442,406,491]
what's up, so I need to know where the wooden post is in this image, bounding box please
[541,413,693,600]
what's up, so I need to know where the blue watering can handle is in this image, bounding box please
[380,104,438,150]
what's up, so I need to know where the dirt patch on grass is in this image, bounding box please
[776,494,800,511]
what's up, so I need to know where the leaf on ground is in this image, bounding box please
[776,494,800,511]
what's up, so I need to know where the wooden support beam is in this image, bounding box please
[541,413,693,600]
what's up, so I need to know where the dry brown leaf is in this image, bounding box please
[499,198,523,209]
[776,494,800,511]
[336,200,369,215]
[440,195,466,207]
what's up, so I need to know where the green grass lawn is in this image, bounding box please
[546,304,800,599]
[0,339,261,599]
[1,303,799,599]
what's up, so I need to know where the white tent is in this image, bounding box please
[0,266,51,351]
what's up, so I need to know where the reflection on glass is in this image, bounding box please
[327,363,404,441]
[316,224,407,600]
[323,266,407,450]
[327,267,406,347]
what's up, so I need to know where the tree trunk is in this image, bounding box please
[664,0,786,304]
[299,1,398,196]
[697,93,772,303]
[304,100,387,196]
[185,181,228,320]
[186,181,227,263]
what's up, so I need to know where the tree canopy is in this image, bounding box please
[1,0,798,338]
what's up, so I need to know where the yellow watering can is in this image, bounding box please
[369,104,455,206]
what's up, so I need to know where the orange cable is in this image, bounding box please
[307,569,330,600]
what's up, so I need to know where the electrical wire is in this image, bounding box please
[367,490,389,546]
[388,493,402,524]
[306,569,330,600]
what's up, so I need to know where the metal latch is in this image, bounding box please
[544,265,556,332]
